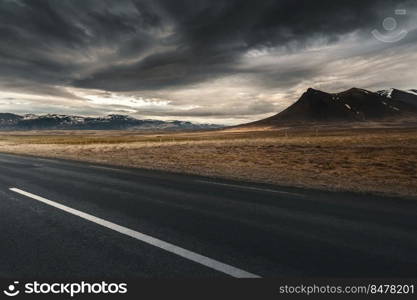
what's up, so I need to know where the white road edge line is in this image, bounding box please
[89,165,127,172]
[195,180,303,197]
[9,187,260,279]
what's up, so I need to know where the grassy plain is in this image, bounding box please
[0,125,416,198]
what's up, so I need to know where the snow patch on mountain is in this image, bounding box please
[378,88,394,99]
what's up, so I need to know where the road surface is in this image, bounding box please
[0,152,416,278]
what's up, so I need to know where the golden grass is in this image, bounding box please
[0,126,416,198]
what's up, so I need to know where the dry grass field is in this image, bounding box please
[0,125,416,199]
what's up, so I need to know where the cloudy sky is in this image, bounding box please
[0,0,416,125]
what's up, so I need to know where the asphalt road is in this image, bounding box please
[0,152,416,278]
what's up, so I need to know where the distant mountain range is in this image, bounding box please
[2,87,417,131]
[0,114,222,131]
[246,87,417,127]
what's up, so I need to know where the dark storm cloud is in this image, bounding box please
[1,0,417,124]
[0,0,414,93]
[73,0,416,91]
[0,0,154,87]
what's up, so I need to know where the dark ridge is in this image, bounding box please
[243,87,417,127]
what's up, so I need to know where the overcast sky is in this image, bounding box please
[0,0,416,125]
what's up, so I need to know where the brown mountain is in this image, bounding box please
[245,87,417,127]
